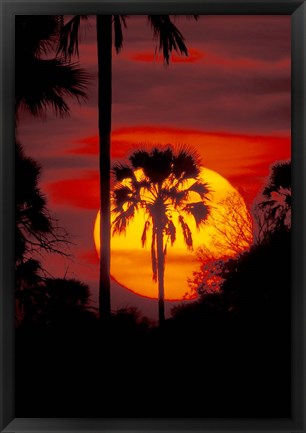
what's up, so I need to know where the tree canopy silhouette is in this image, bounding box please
[112,146,210,325]
[190,192,253,297]
[220,228,291,317]
[255,161,291,241]
[15,142,70,324]
[187,160,292,319]
[15,142,68,264]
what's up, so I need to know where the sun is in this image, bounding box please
[94,167,253,301]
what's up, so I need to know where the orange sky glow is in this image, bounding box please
[93,168,254,300]
[17,15,291,319]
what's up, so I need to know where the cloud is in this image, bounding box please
[226,158,291,204]
[16,15,291,317]
[67,125,290,160]
[18,15,290,170]
[127,47,290,72]
[67,135,99,155]
[40,155,98,171]
[171,15,290,62]
[45,170,99,209]
[109,46,290,134]
[128,48,204,63]
[78,249,99,265]
[48,126,290,210]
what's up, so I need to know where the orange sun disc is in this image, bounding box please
[94,167,253,301]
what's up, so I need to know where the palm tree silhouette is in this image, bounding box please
[111,146,210,325]
[256,161,291,237]
[58,15,198,319]
[263,161,291,195]
[15,15,88,117]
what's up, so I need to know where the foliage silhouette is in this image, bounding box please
[108,307,152,337]
[219,161,291,317]
[57,15,199,319]
[36,278,96,328]
[191,192,254,297]
[169,205,291,417]
[15,143,71,324]
[15,258,44,325]
[15,16,89,325]
[16,209,291,418]
[186,159,291,317]
[112,146,210,325]
[15,142,68,262]
[15,15,88,117]
[14,18,291,419]
[16,275,96,329]
[219,228,290,317]
[255,160,291,241]
[198,192,253,257]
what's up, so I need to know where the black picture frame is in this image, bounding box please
[1,1,305,432]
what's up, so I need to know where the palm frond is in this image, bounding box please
[165,187,189,205]
[113,15,127,53]
[57,15,88,59]
[184,15,199,20]
[16,58,89,117]
[112,163,135,181]
[16,15,60,57]
[147,148,173,183]
[166,180,209,207]
[130,148,173,183]
[172,146,201,179]
[178,215,193,250]
[141,220,151,248]
[183,201,209,228]
[263,161,291,197]
[112,204,135,235]
[113,186,134,208]
[136,179,152,191]
[188,181,210,199]
[165,219,176,246]
[148,16,188,64]
[130,150,150,170]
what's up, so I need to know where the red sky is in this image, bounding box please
[16,15,291,320]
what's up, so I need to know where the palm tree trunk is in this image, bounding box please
[156,224,165,325]
[97,15,112,320]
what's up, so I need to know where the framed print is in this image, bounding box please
[1,0,305,432]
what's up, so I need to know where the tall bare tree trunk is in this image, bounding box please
[156,225,165,325]
[97,15,112,319]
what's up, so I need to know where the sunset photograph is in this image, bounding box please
[15,14,291,418]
